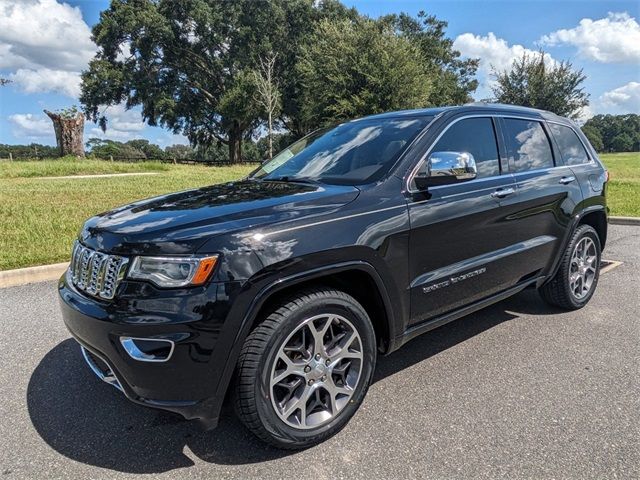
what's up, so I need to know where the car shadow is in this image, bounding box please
[27,288,555,474]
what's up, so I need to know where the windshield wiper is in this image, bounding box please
[266,176,320,185]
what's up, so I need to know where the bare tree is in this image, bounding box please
[253,52,281,159]
[45,106,85,157]
[0,78,11,86]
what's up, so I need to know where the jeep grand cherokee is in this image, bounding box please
[59,104,608,449]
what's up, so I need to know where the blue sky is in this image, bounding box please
[1,0,638,147]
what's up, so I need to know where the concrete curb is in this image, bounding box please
[0,262,68,288]
[609,216,640,226]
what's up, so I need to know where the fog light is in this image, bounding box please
[120,337,174,362]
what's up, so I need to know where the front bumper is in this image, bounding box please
[58,269,243,427]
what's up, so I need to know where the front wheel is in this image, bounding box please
[539,224,601,310]
[234,287,376,449]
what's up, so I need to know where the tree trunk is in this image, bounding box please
[44,110,85,157]
[227,122,243,164]
[268,110,273,159]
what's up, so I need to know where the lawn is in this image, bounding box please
[0,161,254,270]
[0,153,637,271]
[0,156,171,179]
[600,152,640,218]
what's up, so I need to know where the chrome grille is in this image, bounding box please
[69,241,129,299]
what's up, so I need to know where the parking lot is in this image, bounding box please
[0,224,638,479]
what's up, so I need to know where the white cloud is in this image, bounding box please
[8,113,52,138]
[9,68,81,98]
[156,133,190,146]
[539,12,640,63]
[86,104,146,141]
[599,82,640,114]
[0,0,96,98]
[453,32,557,99]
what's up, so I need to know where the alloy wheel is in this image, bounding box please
[569,236,597,300]
[269,314,363,430]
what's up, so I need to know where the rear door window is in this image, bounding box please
[548,123,591,165]
[503,119,554,172]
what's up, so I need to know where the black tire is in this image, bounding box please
[233,287,376,449]
[539,224,601,310]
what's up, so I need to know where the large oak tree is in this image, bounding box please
[81,1,478,163]
[81,0,349,163]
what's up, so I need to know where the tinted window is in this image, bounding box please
[549,123,591,165]
[431,117,500,178]
[251,117,431,185]
[503,119,554,172]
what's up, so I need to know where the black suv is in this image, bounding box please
[59,104,608,449]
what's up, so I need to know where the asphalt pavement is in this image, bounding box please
[0,225,638,479]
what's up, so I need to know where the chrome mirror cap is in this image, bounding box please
[428,151,477,180]
[413,151,477,190]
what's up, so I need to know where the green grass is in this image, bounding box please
[0,161,254,270]
[0,156,170,178]
[600,152,640,218]
[0,154,638,270]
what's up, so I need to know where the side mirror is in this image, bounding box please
[414,151,477,190]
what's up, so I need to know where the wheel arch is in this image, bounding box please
[242,262,397,355]
[541,205,607,289]
[578,208,607,250]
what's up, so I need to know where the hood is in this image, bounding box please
[80,180,360,255]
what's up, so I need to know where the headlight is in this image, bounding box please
[128,255,218,288]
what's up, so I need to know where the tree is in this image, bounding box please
[297,18,433,129]
[86,138,145,160]
[253,52,281,159]
[125,139,165,160]
[381,12,478,105]
[45,106,85,157]
[611,133,634,152]
[165,144,194,160]
[581,124,604,152]
[491,51,589,119]
[80,0,351,164]
[583,114,640,152]
[0,78,10,86]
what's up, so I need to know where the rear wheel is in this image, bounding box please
[234,287,376,449]
[539,224,601,310]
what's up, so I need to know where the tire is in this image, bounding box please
[233,287,376,449]
[539,224,601,310]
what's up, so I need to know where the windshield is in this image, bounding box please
[251,116,432,185]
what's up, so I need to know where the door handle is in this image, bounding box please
[490,187,515,199]
[559,176,576,185]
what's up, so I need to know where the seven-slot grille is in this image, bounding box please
[70,241,129,299]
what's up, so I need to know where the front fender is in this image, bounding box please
[205,256,401,425]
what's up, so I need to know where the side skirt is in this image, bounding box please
[395,277,539,349]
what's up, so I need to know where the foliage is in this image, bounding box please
[381,11,478,105]
[164,144,193,160]
[0,143,59,159]
[582,114,640,152]
[56,105,80,119]
[0,78,11,86]
[80,0,343,163]
[491,51,589,119]
[581,124,604,152]
[297,18,433,128]
[253,52,281,159]
[80,1,477,162]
